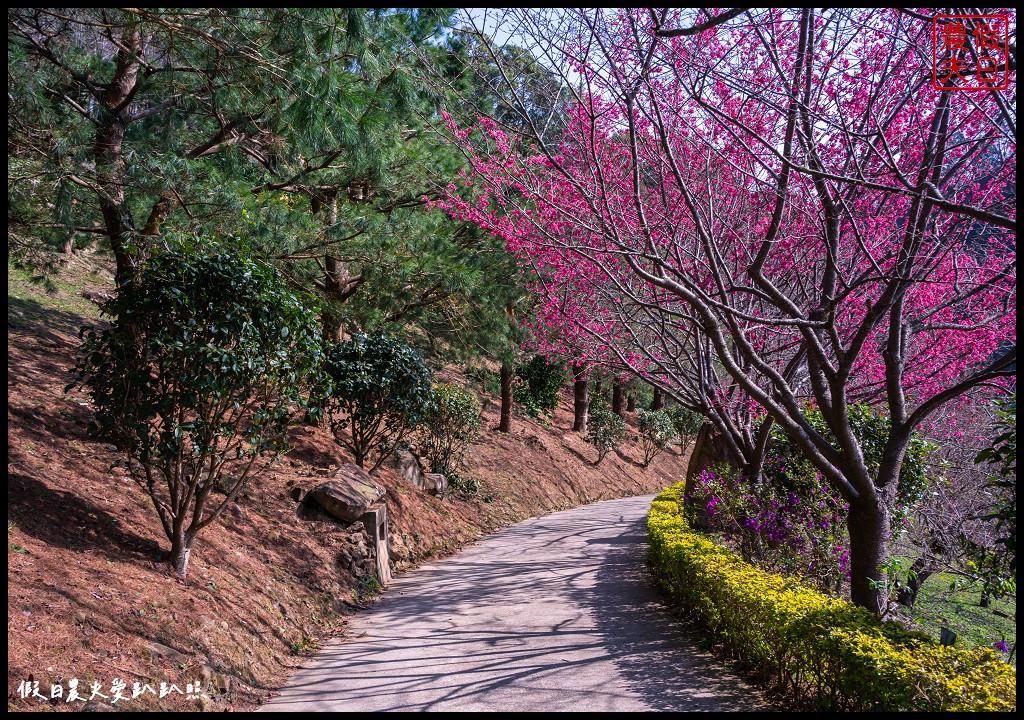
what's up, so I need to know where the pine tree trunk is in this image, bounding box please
[322,254,344,344]
[573,365,590,432]
[847,495,890,615]
[498,362,513,433]
[626,393,636,412]
[650,388,665,410]
[94,28,145,288]
[612,377,625,416]
[321,194,344,344]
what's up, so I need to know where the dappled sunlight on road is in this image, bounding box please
[261,496,775,712]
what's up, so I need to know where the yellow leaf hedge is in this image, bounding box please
[648,483,1016,711]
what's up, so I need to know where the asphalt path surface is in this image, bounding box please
[260,494,776,712]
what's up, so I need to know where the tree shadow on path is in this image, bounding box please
[583,514,778,711]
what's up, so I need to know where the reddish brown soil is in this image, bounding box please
[7,260,689,712]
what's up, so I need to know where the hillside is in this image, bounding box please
[7,253,688,712]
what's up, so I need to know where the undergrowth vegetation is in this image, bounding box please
[648,484,1016,711]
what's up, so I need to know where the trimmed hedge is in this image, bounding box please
[648,484,1016,712]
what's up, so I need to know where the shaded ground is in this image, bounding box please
[7,255,690,712]
[261,495,775,712]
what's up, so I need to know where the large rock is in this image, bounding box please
[389,449,445,495]
[391,449,425,488]
[308,464,386,523]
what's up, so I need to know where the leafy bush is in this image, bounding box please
[965,394,1016,599]
[636,409,676,466]
[514,355,567,418]
[466,364,501,397]
[585,406,626,464]
[449,474,480,495]
[685,403,935,595]
[70,238,320,579]
[418,383,481,477]
[649,486,1016,711]
[687,464,849,594]
[321,332,434,471]
[666,404,703,453]
[767,403,933,530]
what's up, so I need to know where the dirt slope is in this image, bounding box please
[7,255,688,712]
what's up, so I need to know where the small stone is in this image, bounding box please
[83,699,116,712]
[524,434,546,450]
[146,641,189,664]
[423,473,448,496]
[390,449,426,489]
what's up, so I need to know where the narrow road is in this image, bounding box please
[260,494,775,712]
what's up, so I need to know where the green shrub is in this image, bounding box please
[466,364,501,397]
[965,394,1016,599]
[321,332,434,471]
[514,355,567,418]
[683,404,934,596]
[449,474,480,495]
[585,406,626,464]
[666,404,703,453]
[70,237,320,579]
[687,463,849,594]
[636,409,676,466]
[418,383,481,476]
[648,485,1016,711]
[767,403,933,530]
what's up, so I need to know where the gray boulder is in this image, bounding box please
[392,449,425,488]
[308,464,386,522]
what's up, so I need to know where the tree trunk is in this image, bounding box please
[498,362,513,433]
[321,193,344,343]
[572,365,590,433]
[650,387,665,410]
[626,393,636,412]
[897,556,932,608]
[169,530,195,580]
[322,254,344,344]
[96,115,137,287]
[685,423,733,481]
[93,28,146,288]
[612,377,625,417]
[847,495,891,615]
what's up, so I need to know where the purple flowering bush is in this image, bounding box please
[685,404,934,597]
[686,463,850,595]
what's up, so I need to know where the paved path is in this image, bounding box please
[260,495,775,712]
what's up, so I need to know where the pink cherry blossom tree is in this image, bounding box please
[435,8,1016,613]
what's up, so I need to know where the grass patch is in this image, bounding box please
[8,256,110,335]
[898,569,1016,663]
